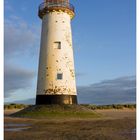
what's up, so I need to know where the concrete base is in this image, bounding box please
[36,95,78,105]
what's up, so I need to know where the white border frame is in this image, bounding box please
[0,0,4,139]
[137,0,139,139]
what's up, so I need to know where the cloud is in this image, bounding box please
[4,2,40,100]
[4,16,40,57]
[4,65,35,98]
[5,98,36,105]
[4,0,14,12]
[77,76,136,105]
[5,76,136,105]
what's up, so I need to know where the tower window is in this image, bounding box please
[57,73,63,80]
[54,41,61,49]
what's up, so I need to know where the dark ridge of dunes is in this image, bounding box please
[10,105,101,118]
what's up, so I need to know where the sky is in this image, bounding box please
[4,0,136,105]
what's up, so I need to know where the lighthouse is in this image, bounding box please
[36,0,78,105]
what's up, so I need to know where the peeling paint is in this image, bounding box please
[36,11,77,96]
[44,87,76,95]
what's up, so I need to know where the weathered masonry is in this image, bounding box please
[36,0,78,105]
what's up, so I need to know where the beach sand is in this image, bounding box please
[4,108,136,140]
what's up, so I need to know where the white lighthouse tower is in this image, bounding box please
[36,0,77,104]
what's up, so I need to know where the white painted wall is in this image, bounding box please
[36,11,77,96]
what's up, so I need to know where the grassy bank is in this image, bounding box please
[10,105,101,118]
[6,104,136,119]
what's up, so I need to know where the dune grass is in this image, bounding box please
[4,103,136,110]
[4,104,29,110]
[81,104,136,110]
